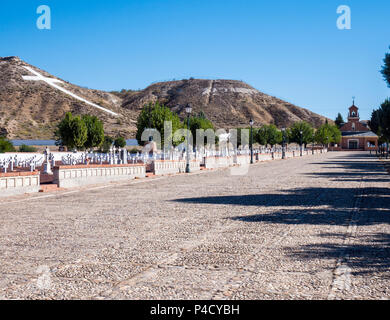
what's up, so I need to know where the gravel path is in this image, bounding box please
[0,151,389,300]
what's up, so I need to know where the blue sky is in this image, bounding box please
[1,0,389,120]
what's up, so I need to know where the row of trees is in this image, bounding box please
[56,112,126,151]
[370,47,390,144]
[135,102,341,148]
[241,121,340,148]
[136,102,215,147]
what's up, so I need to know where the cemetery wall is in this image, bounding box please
[0,171,40,197]
[53,164,146,188]
[152,160,201,175]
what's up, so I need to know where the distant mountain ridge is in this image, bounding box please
[0,57,329,140]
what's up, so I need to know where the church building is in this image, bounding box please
[339,103,378,151]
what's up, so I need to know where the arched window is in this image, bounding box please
[352,122,355,131]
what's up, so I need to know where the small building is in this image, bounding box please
[339,103,378,151]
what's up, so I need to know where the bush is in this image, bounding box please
[18,144,37,152]
[128,147,140,154]
[114,136,126,148]
[0,137,15,153]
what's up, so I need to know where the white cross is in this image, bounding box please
[22,66,118,117]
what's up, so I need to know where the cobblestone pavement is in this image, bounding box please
[0,151,389,300]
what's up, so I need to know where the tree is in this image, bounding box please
[0,137,14,153]
[70,116,88,149]
[329,125,342,144]
[267,125,282,147]
[56,112,87,150]
[82,115,105,150]
[335,113,345,128]
[56,112,74,147]
[255,126,268,146]
[371,99,390,141]
[381,46,390,88]
[256,125,282,147]
[314,123,341,146]
[369,109,381,134]
[114,136,126,148]
[100,136,114,153]
[288,122,314,147]
[136,101,183,148]
[187,115,215,146]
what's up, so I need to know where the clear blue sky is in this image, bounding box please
[1,0,389,120]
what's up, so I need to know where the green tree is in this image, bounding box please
[255,126,269,146]
[136,101,183,148]
[114,136,127,148]
[267,125,282,147]
[254,124,283,147]
[369,109,381,134]
[100,136,114,153]
[255,125,282,147]
[335,113,345,128]
[381,46,390,87]
[329,125,342,144]
[314,123,341,146]
[56,112,87,150]
[0,137,14,153]
[187,115,215,146]
[82,115,105,150]
[288,122,314,147]
[371,99,390,141]
[70,116,88,149]
[56,112,74,147]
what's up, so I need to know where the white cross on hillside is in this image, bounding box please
[22,66,118,117]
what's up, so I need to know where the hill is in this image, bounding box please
[0,56,136,139]
[0,57,329,140]
[118,79,329,129]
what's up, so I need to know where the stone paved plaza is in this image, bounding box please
[0,151,389,299]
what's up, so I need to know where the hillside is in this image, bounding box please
[118,79,329,129]
[0,57,329,140]
[0,56,136,139]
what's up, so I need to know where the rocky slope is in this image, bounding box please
[0,57,329,140]
[119,79,329,129]
[0,56,136,139]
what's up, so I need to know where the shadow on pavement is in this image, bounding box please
[172,152,390,276]
[286,232,390,276]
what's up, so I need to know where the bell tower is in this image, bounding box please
[348,97,360,123]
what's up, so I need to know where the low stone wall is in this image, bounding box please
[204,157,217,169]
[216,156,232,168]
[257,153,273,161]
[234,155,251,165]
[53,164,146,188]
[178,160,201,173]
[152,160,201,175]
[0,171,40,197]
[204,156,234,169]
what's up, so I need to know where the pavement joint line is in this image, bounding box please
[327,176,365,300]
